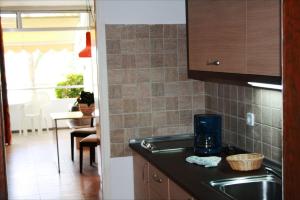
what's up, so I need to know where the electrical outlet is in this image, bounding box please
[246,113,255,126]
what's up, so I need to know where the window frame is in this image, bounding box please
[1,10,94,32]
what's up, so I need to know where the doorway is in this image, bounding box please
[0,7,102,200]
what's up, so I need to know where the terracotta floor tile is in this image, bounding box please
[6,130,101,200]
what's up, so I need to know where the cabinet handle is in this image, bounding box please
[152,173,163,183]
[207,60,220,66]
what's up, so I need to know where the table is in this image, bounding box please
[50,111,97,173]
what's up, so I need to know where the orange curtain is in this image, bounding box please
[0,18,12,145]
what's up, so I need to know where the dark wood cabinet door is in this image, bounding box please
[188,0,246,74]
[169,180,193,200]
[246,0,281,76]
[133,152,149,200]
[149,164,169,200]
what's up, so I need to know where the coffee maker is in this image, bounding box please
[194,114,222,155]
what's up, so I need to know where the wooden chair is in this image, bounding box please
[79,134,100,173]
[70,127,96,161]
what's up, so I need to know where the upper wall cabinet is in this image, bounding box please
[187,0,281,84]
[246,0,281,76]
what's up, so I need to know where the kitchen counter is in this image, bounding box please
[129,135,280,200]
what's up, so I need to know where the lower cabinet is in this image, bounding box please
[133,152,149,200]
[149,164,169,200]
[169,180,194,200]
[133,152,195,200]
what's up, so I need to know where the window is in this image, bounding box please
[2,11,95,103]
[0,13,17,29]
[1,11,92,31]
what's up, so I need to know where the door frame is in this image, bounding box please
[0,17,8,200]
[283,0,300,199]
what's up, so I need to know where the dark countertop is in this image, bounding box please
[129,136,278,200]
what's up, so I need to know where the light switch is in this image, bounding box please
[246,112,255,126]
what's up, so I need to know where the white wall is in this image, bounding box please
[96,1,186,199]
[101,0,186,24]
[110,157,134,200]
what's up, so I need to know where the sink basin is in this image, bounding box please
[209,175,282,200]
[137,134,194,153]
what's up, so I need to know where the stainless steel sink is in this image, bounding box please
[131,134,194,153]
[209,174,282,200]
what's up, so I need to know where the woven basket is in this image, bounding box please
[79,103,95,116]
[226,153,264,171]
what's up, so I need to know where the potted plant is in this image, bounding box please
[76,91,95,116]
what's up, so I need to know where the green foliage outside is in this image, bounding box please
[55,74,84,99]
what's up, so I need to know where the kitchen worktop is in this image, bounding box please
[129,135,280,200]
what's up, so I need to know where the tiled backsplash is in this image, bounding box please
[106,24,205,157]
[205,82,283,164]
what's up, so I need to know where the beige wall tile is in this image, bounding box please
[138,113,152,127]
[164,24,178,38]
[151,83,164,96]
[135,39,150,54]
[124,114,138,128]
[150,39,164,53]
[107,39,121,54]
[165,68,178,82]
[164,82,179,97]
[108,70,123,84]
[164,54,177,67]
[122,69,137,84]
[272,109,282,128]
[123,99,137,113]
[151,54,164,67]
[177,24,186,39]
[111,143,124,157]
[138,127,153,138]
[150,25,163,38]
[121,39,136,54]
[164,39,177,54]
[109,99,123,114]
[204,82,282,163]
[151,68,164,82]
[137,69,151,83]
[137,83,151,97]
[166,97,178,110]
[106,24,207,158]
[106,25,122,39]
[124,128,137,143]
[107,54,122,69]
[193,81,204,95]
[152,112,167,127]
[122,84,137,98]
[166,111,179,125]
[110,115,123,130]
[178,68,188,81]
[135,54,150,68]
[109,85,122,99]
[137,98,152,112]
[124,144,133,156]
[110,129,125,143]
[122,55,136,68]
[152,97,166,111]
[178,81,193,96]
[179,96,192,110]
[136,25,149,39]
[121,25,136,39]
[179,110,192,125]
